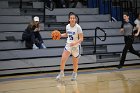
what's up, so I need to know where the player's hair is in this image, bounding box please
[29,21,39,30]
[123,12,129,16]
[68,12,79,24]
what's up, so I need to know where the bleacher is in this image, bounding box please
[0,0,140,76]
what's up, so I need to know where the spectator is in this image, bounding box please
[22,16,46,49]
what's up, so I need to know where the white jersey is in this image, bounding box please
[134,19,140,27]
[66,23,83,44]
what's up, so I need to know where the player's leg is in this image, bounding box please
[71,46,81,81]
[71,56,79,81]
[56,49,71,80]
[60,49,71,71]
[72,56,79,72]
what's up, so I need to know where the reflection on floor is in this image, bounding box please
[0,65,140,93]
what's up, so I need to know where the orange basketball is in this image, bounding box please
[51,30,61,40]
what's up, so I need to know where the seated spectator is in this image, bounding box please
[22,16,46,49]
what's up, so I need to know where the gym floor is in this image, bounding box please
[0,65,140,93]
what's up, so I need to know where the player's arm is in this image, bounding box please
[120,23,124,33]
[61,32,68,37]
[135,28,140,36]
[76,33,84,44]
[76,25,84,44]
[135,24,140,36]
[70,33,83,46]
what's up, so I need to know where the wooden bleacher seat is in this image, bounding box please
[0,23,44,32]
[0,9,20,15]
[0,39,66,50]
[0,29,121,41]
[56,14,111,22]
[0,1,9,8]
[45,8,99,15]
[0,48,63,61]
[107,44,140,53]
[44,21,122,30]
[0,16,32,23]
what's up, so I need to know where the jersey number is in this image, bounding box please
[69,35,73,40]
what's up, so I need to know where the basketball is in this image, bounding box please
[51,30,61,40]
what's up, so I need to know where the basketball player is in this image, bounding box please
[134,13,140,37]
[56,12,83,81]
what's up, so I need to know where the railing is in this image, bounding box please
[94,27,107,53]
[44,0,54,11]
[43,0,54,23]
[19,0,54,23]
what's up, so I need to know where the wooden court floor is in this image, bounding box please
[0,65,140,93]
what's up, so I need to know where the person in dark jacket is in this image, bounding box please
[22,16,46,49]
[117,13,140,69]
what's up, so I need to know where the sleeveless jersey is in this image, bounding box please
[66,23,83,44]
